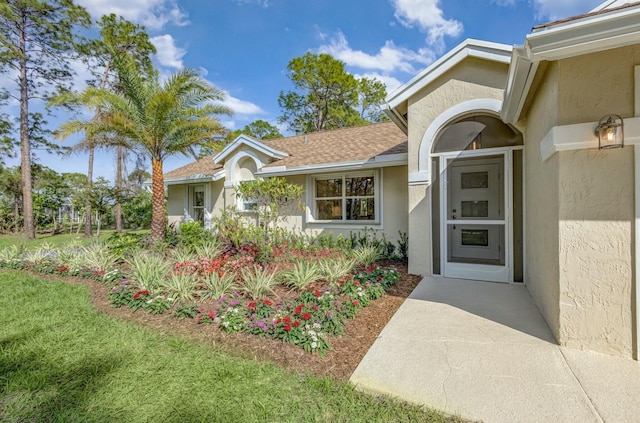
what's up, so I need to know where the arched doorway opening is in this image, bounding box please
[430,114,523,283]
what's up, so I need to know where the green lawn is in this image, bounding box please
[0,230,150,250]
[0,270,460,423]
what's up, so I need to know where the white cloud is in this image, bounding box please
[318,31,433,74]
[222,93,265,115]
[390,0,463,48]
[531,0,602,20]
[151,35,185,69]
[76,0,188,30]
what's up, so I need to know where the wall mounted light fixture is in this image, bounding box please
[596,114,624,149]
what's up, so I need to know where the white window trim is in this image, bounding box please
[188,184,207,223]
[306,170,381,227]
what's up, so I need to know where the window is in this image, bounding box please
[190,185,205,223]
[312,172,377,222]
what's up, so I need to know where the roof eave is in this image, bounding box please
[213,134,289,164]
[163,170,225,186]
[255,153,408,177]
[502,3,640,124]
[386,39,513,111]
[527,3,640,61]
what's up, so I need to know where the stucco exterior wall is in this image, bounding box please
[167,180,226,228]
[406,58,509,275]
[551,45,638,357]
[520,62,561,342]
[167,184,185,227]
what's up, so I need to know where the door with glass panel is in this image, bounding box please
[443,155,508,282]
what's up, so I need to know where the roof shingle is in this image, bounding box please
[164,121,407,180]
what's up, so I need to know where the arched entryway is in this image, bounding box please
[429,113,523,283]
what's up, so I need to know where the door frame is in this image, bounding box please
[435,146,523,283]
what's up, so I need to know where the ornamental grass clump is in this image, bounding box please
[194,240,223,259]
[23,242,56,264]
[126,251,171,292]
[0,244,25,263]
[319,258,355,287]
[241,265,279,299]
[161,270,199,302]
[81,243,120,272]
[199,271,238,301]
[281,260,321,291]
[351,245,381,268]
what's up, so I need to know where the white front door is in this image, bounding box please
[442,155,510,282]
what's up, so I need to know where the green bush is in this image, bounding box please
[106,232,147,256]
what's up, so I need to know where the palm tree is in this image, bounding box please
[55,58,232,242]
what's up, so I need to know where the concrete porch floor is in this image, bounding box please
[349,276,640,423]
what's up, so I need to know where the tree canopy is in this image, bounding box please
[278,52,388,134]
[55,57,233,242]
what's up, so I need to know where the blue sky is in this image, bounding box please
[3,0,607,180]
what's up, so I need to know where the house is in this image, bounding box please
[165,0,640,360]
[164,121,409,243]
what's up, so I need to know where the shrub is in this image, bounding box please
[397,231,409,261]
[193,239,222,259]
[160,270,199,302]
[281,260,321,291]
[82,243,120,272]
[351,245,381,268]
[126,251,171,292]
[177,221,216,252]
[241,266,279,299]
[106,232,147,255]
[174,302,199,319]
[319,258,355,287]
[0,244,26,263]
[199,271,238,301]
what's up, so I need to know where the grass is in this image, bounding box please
[0,270,461,423]
[0,229,150,250]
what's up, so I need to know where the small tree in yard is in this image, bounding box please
[235,177,303,232]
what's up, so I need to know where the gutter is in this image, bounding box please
[256,153,408,177]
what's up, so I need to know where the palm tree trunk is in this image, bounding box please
[115,145,123,233]
[84,145,94,237]
[150,158,165,243]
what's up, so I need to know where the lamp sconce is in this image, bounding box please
[596,114,624,149]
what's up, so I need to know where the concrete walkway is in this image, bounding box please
[350,276,640,423]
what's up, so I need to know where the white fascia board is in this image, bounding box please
[540,116,640,161]
[211,170,225,181]
[164,175,215,185]
[527,5,640,61]
[386,39,513,110]
[213,134,289,164]
[384,105,408,134]
[256,153,408,177]
[590,0,628,13]
[501,46,539,124]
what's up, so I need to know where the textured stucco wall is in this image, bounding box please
[520,62,561,342]
[552,46,639,357]
[406,58,509,275]
[167,184,185,227]
[167,180,226,227]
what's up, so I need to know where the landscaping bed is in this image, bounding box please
[74,260,420,381]
[0,228,420,381]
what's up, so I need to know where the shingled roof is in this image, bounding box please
[164,155,223,181]
[164,121,407,181]
[260,121,407,169]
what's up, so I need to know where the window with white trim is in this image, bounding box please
[312,171,378,222]
[189,185,205,223]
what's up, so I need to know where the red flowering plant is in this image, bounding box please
[196,309,217,325]
[130,289,152,311]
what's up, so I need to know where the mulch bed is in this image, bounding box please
[60,262,421,382]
